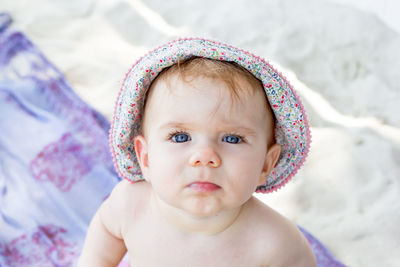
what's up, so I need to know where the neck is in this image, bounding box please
[151,192,243,236]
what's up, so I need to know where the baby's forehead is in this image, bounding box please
[149,72,269,113]
[148,65,269,109]
[143,73,274,131]
[141,58,275,134]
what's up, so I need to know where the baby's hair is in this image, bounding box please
[156,57,264,99]
[141,57,276,147]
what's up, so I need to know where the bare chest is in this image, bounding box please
[123,221,269,267]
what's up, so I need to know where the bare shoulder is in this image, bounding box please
[99,180,151,239]
[244,197,316,267]
[105,179,150,208]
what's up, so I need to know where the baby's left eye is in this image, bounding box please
[222,135,242,144]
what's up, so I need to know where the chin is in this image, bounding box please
[183,198,223,218]
[189,208,220,218]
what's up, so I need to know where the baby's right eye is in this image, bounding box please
[171,133,191,143]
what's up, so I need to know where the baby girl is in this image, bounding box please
[78,38,316,266]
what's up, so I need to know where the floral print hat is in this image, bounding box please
[110,38,311,193]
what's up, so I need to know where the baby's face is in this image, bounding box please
[135,74,275,217]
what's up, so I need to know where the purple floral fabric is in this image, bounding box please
[0,13,119,266]
[0,13,346,267]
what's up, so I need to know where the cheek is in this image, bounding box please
[224,148,266,186]
[226,145,266,169]
[147,144,187,179]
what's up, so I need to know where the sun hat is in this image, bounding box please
[109,38,311,193]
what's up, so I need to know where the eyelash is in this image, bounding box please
[166,130,246,143]
[167,130,188,141]
[223,133,246,143]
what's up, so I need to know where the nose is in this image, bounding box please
[189,147,221,168]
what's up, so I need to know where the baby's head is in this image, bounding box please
[132,57,282,215]
[132,57,283,216]
[110,38,310,195]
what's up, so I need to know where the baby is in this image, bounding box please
[78,38,316,266]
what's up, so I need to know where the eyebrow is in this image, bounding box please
[159,122,189,130]
[158,122,257,136]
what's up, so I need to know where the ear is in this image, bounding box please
[258,144,281,186]
[134,135,150,181]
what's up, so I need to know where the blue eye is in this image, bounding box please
[172,133,191,143]
[223,135,242,144]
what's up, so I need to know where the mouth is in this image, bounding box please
[187,182,221,192]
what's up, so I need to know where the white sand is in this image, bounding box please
[4,0,400,266]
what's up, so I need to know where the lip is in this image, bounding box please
[187,182,221,192]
